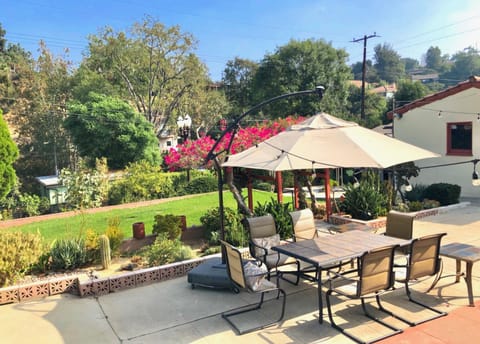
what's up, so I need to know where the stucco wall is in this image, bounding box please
[393,87,480,197]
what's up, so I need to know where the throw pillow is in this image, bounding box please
[252,233,280,257]
[243,261,268,291]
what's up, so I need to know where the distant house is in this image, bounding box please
[409,70,439,84]
[387,76,480,197]
[348,80,396,99]
[158,131,177,153]
[36,175,67,208]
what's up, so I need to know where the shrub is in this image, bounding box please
[50,238,88,271]
[152,214,182,240]
[408,201,424,212]
[0,232,44,287]
[423,199,441,209]
[181,175,218,194]
[254,182,273,192]
[341,170,388,220]
[84,228,100,263]
[105,217,124,255]
[423,183,461,206]
[405,184,428,202]
[108,161,175,204]
[253,197,293,239]
[142,233,187,266]
[200,207,246,246]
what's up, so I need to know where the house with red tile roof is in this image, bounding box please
[387,76,480,197]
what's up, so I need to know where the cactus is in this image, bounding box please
[99,234,111,270]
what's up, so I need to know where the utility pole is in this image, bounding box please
[352,33,379,120]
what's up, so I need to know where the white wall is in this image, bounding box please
[393,87,480,198]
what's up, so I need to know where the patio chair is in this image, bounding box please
[384,210,415,259]
[325,244,403,344]
[220,240,286,335]
[245,214,300,285]
[393,233,448,326]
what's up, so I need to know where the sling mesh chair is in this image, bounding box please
[325,245,403,344]
[384,210,415,259]
[245,214,300,285]
[393,233,448,326]
[220,240,286,335]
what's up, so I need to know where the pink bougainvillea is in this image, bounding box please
[164,116,305,171]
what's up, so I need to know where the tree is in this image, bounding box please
[4,41,73,192]
[373,43,405,83]
[222,57,258,115]
[82,16,210,138]
[0,110,18,200]
[394,79,429,106]
[441,47,480,83]
[347,85,386,128]
[425,46,449,72]
[402,57,419,72]
[251,39,352,118]
[64,93,161,169]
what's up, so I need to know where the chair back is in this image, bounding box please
[408,233,446,280]
[385,210,414,240]
[245,214,277,239]
[221,240,246,289]
[359,245,398,296]
[290,208,316,241]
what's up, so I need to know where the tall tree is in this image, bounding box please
[373,43,405,83]
[441,47,480,83]
[402,57,419,72]
[424,46,449,72]
[83,16,210,138]
[347,85,386,128]
[64,93,161,169]
[251,39,351,117]
[0,110,18,200]
[222,57,258,115]
[4,40,73,191]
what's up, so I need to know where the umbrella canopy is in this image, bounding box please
[222,113,440,171]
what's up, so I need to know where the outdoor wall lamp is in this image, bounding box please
[472,159,480,186]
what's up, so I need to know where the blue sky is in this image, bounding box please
[2,0,480,81]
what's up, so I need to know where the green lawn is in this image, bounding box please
[5,190,290,244]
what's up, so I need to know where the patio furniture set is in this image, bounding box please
[219,209,466,343]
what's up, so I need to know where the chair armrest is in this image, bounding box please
[249,240,268,261]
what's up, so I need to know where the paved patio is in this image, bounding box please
[1,202,480,343]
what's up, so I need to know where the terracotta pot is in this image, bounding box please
[132,222,145,239]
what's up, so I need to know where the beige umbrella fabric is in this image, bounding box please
[222,113,440,171]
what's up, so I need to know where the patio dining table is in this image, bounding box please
[272,230,410,323]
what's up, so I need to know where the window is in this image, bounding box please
[447,122,472,156]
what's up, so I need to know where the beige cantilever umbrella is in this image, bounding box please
[222,112,440,170]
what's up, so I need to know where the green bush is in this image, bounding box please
[182,175,218,194]
[254,182,273,192]
[423,183,461,206]
[408,201,424,212]
[200,207,246,246]
[423,199,441,209]
[253,197,293,239]
[0,232,44,287]
[108,161,176,204]
[405,184,428,202]
[50,238,88,271]
[142,233,188,266]
[152,214,182,240]
[340,170,388,220]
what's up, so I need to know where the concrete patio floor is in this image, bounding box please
[1,201,480,343]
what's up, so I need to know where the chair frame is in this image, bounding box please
[220,240,286,335]
[245,214,300,285]
[326,245,403,344]
[393,233,448,326]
